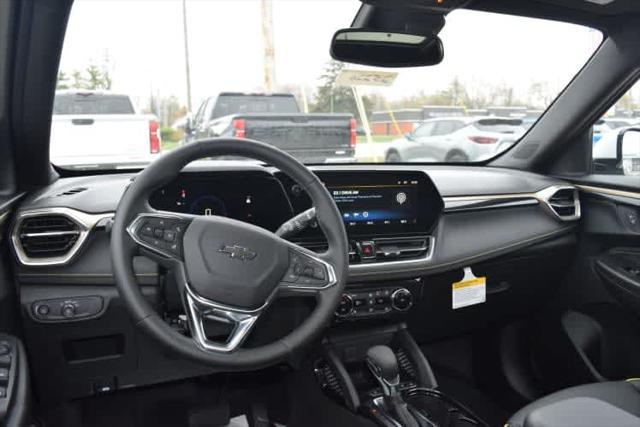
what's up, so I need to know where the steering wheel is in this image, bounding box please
[110,138,349,369]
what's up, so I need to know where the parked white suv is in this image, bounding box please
[50,90,161,168]
[385,117,525,163]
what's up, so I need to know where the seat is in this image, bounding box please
[507,380,640,427]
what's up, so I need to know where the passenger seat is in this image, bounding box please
[507,379,640,427]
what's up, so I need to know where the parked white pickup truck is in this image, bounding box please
[50,90,161,168]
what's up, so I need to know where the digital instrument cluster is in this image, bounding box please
[148,172,293,232]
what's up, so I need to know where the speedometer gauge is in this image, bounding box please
[188,195,228,216]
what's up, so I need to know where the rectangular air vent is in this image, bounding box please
[547,188,578,218]
[19,215,80,258]
[373,236,431,262]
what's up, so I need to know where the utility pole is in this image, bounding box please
[182,0,193,111]
[261,0,276,91]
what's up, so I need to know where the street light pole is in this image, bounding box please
[261,0,276,92]
[182,0,193,111]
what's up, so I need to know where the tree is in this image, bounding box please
[85,64,112,90]
[56,65,112,90]
[56,71,70,90]
[309,60,374,119]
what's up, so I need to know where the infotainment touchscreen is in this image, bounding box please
[317,171,443,236]
[329,181,419,228]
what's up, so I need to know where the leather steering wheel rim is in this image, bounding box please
[110,138,349,370]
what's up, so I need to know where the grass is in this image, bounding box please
[161,140,180,152]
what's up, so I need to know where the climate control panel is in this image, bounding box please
[335,287,414,320]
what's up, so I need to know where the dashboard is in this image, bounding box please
[10,163,582,404]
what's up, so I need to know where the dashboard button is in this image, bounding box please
[36,304,50,317]
[61,304,77,319]
[335,294,353,317]
[359,241,376,259]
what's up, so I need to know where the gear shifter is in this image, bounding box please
[366,345,420,427]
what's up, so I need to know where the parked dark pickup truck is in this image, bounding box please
[185,92,356,163]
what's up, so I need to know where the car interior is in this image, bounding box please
[4,0,640,426]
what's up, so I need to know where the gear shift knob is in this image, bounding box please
[366,345,400,396]
[366,345,420,427]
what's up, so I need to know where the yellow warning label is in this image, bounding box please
[452,274,486,310]
[452,277,486,290]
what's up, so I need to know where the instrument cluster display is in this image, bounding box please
[149,172,293,232]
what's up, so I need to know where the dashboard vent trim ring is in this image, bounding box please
[537,186,581,222]
[11,208,114,267]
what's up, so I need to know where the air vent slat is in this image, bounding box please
[546,188,578,219]
[374,237,431,262]
[18,215,81,259]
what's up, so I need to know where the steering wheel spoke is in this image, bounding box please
[277,243,337,295]
[183,284,262,353]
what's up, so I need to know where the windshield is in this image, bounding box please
[52,0,602,169]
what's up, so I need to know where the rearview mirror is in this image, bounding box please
[330,28,444,68]
[618,128,640,176]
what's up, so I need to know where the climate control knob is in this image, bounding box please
[391,288,413,311]
[335,294,354,317]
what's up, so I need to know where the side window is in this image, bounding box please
[413,122,436,138]
[433,120,463,136]
[592,81,640,175]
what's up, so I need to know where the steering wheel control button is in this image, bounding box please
[163,230,176,242]
[281,251,331,288]
[0,345,9,357]
[132,216,190,259]
[0,368,8,382]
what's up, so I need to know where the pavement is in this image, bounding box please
[355,141,392,162]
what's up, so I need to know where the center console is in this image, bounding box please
[314,324,487,427]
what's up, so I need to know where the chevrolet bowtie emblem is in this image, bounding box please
[218,244,257,261]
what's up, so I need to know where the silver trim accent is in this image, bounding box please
[577,184,640,200]
[444,198,539,212]
[184,283,262,353]
[11,208,114,266]
[443,184,581,222]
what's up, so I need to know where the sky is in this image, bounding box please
[59,0,604,112]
